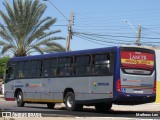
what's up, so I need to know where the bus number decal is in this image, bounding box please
[97,82,109,86]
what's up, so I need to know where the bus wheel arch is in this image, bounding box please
[15,88,25,107]
[63,88,83,111]
[14,88,22,98]
[63,88,74,101]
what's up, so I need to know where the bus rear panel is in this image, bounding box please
[114,47,156,105]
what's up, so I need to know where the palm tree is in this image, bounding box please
[0,0,65,57]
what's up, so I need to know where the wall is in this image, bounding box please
[155,49,160,103]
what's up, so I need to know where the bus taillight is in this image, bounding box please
[153,81,156,94]
[116,79,121,92]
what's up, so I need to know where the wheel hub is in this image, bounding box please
[67,96,73,108]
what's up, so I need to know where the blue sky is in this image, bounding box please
[0,0,160,52]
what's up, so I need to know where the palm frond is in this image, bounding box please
[38,30,61,40]
[29,45,43,54]
[1,45,13,55]
[33,36,65,47]
[0,0,65,56]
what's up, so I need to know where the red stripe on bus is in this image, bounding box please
[5,98,15,101]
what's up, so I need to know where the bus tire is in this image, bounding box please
[47,103,55,109]
[64,92,83,111]
[16,91,25,107]
[95,103,112,113]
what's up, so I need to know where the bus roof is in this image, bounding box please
[10,46,119,61]
[9,45,154,62]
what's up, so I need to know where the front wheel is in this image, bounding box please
[64,92,83,111]
[16,91,25,107]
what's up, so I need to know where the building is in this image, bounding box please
[155,49,160,103]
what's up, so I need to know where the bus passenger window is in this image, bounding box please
[75,56,91,76]
[30,60,42,77]
[51,59,57,77]
[18,70,24,78]
[17,61,29,78]
[43,59,51,77]
[18,62,24,78]
[51,68,57,76]
[23,61,29,77]
[92,53,113,76]
[58,57,73,77]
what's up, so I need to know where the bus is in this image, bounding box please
[4,46,156,112]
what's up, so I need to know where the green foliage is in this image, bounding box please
[0,56,9,79]
[0,0,65,57]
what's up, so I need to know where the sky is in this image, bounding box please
[0,0,160,52]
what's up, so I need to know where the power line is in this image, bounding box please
[74,34,134,45]
[73,31,160,40]
[73,32,135,43]
[75,34,159,46]
[142,27,160,34]
[43,0,69,22]
[73,31,160,46]
[75,34,135,47]
[74,35,109,46]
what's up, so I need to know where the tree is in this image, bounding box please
[0,56,9,79]
[0,0,65,57]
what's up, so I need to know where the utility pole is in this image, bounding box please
[66,12,74,52]
[137,24,141,46]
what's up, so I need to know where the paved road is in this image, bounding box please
[0,100,160,119]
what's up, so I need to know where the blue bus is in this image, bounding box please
[4,46,156,112]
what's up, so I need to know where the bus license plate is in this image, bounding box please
[133,90,143,94]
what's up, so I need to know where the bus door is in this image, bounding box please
[120,48,156,95]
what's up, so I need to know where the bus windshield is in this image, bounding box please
[121,48,155,75]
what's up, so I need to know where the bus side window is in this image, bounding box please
[23,61,29,77]
[75,55,91,76]
[51,58,58,77]
[58,57,73,76]
[18,70,24,78]
[30,60,42,77]
[92,53,112,76]
[16,61,29,79]
[8,66,14,79]
[18,62,24,78]
[6,62,16,80]
[43,59,51,77]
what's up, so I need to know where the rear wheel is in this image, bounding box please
[47,103,55,109]
[95,103,112,113]
[16,91,25,107]
[64,92,83,111]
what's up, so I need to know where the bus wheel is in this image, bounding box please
[47,103,55,109]
[64,92,83,111]
[16,91,25,107]
[95,103,112,113]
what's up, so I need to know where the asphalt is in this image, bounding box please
[0,94,160,120]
